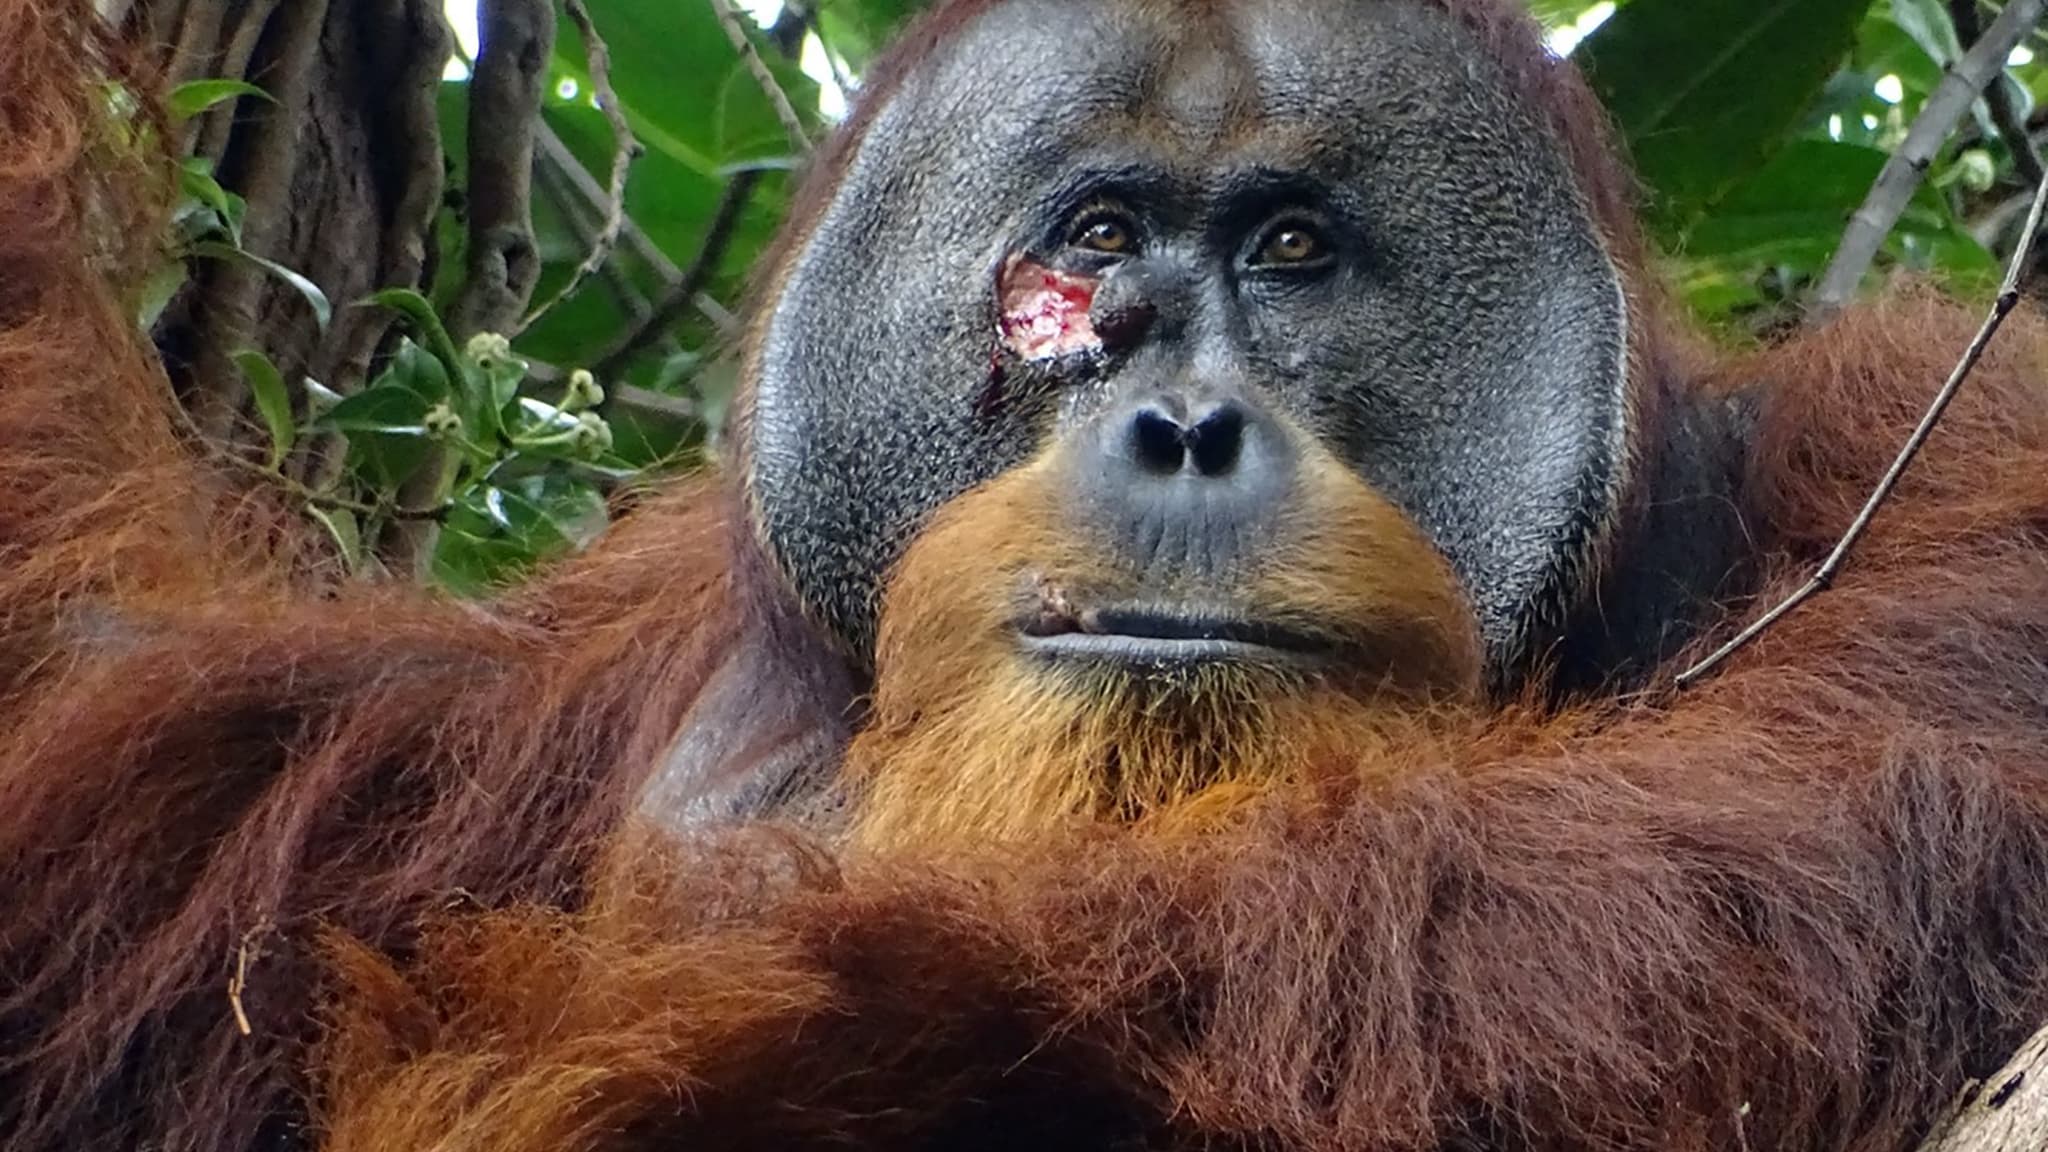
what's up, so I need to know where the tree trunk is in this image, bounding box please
[124,0,451,459]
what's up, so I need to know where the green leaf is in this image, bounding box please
[312,380,447,496]
[481,485,573,551]
[371,337,452,403]
[318,383,432,434]
[306,506,362,573]
[177,158,247,244]
[1883,0,2029,142]
[230,349,296,468]
[546,0,819,176]
[528,96,787,373]
[428,481,588,594]
[304,377,345,416]
[430,525,533,596]
[348,434,434,495]
[1682,140,1895,264]
[1887,0,1962,65]
[189,240,333,331]
[1851,11,1946,100]
[511,472,609,549]
[515,395,579,436]
[1578,0,1869,228]
[1673,139,1995,320]
[361,288,465,375]
[1685,139,1982,257]
[167,78,274,122]
[136,260,187,330]
[815,0,923,73]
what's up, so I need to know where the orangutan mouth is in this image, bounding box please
[1017,594,1329,667]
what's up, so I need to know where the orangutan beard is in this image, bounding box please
[839,453,1484,854]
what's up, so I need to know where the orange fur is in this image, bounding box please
[312,291,2048,1152]
[6,0,2048,1151]
[848,443,1480,850]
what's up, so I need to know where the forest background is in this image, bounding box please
[117,0,2048,587]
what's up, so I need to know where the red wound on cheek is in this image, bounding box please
[997,256,1101,360]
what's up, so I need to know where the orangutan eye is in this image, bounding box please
[1068,210,1138,255]
[1252,221,1328,267]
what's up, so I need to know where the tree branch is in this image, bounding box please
[1813,0,2047,316]
[535,155,654,322]
[332,0,449,386]
[448,0,554,339]
[187,0,329,442]
[298,0,451,489]
[1915,1020,2048,1151]
[536,124,738,344]
[537,124,681,283]
[1949,0,2045,186]
[591,172,759,381]
[515,0,642,337]
[190,0,282,166]
[1676,170,2048,688]
[709,0,810,156]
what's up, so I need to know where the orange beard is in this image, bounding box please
[843,446,1484,854]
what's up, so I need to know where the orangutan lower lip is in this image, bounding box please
[1016,605,1328,666]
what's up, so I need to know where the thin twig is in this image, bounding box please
[225,920,274,1037]
[1951,0,2047,187]
[156,356,445,523]
[820,36,856,100]
[537,125,679,279]
[218,444,446,521]
[536,119,744,338]
[1813,0,2046,316]
[536,157,655,321]
[710,0,811,155]
[515,0,643,336]
[592,173,760,379]
[1675,171,2048,688]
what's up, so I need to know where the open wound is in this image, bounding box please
[998,256,1101,359]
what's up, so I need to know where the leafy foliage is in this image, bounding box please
[149,0,2048,587]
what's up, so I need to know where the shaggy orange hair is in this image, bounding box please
[4,2,2048,1152]
[309,290,2048,1152]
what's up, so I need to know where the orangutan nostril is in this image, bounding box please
[1130,406,1187,475]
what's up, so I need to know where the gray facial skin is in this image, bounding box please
[747,0,1630,673]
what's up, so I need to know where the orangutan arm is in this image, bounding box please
[310,512,2048,1152]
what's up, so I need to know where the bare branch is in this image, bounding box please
[1676,171,2048,688]
[536,117,747,341]
[1914,1019,2048,1151]
[191,0,282,166]
[515,0,643,337]
[710,0,811,156]
[538,124,681,281]
[592,173,760,380]
[535,155,654,322]
[165,0,227,92]
[1951,0,2047,187]
[448,0,555,339]
[1813,0,2046,316]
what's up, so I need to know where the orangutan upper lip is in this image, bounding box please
[1016,604,1327,664]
